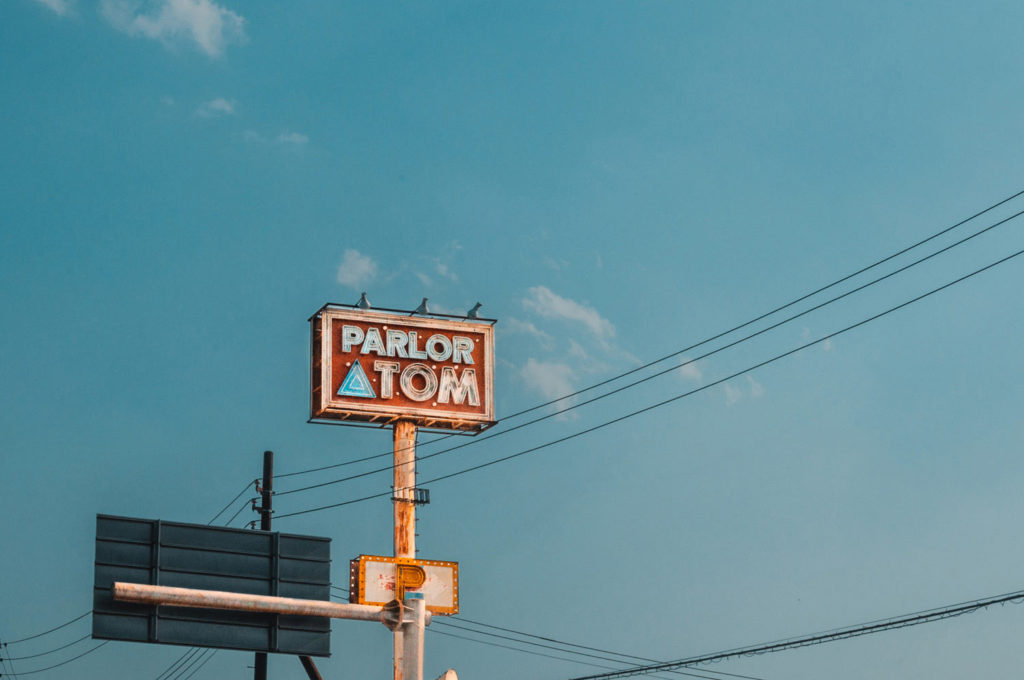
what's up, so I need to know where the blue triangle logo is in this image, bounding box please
[338,360,376,399]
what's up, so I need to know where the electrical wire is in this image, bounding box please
[179,650,216,680]
[0,650,19,680]
[207,480,256,525]
[276,184,1024,481]
[155,648,202,680]
[429,627,734,680]
[275,243,1024,519]
[568,588,1024,680]
[432,620,768,680]
[168,649,213,680]
[323,591,704,680]
[275,204,1024,500]
[224,496,254,527]
[1,635,90,661]
[1,612,89,646]
[9,641,108,676]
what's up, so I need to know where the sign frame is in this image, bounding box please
[348,555,459,616]
[310,304,496,433]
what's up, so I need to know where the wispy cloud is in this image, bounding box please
[101,0,246,58]
[195,97,235,117]
[434,260,457,282]
[276,131,308,145]
[521,359,576,413]
[336,249,377,290]
[32,0,72,16]
[241,129,310,146]
[724,382,742,406]
[677,358,702,382]
[747,375,764,398]
[523,286,615,340]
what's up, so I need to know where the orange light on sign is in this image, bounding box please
[349,555,459,615]
[311,306,495,432]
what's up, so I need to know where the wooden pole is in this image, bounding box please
[393,420,417,680]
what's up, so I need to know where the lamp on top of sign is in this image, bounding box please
[311,306,496,432]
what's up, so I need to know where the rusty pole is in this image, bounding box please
[393,420,417,680]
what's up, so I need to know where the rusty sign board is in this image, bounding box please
[349,555,459,615]
[311,306,495,432]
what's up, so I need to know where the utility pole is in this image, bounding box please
[254,450,273,680]
[393,421,420,680]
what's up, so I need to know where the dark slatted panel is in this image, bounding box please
[92,514,331,657]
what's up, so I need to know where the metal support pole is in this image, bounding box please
[299,656,324,680]
[112,582,412,622]
[393,421,417,680]
[401,595,426,680]
[255,450,273,680]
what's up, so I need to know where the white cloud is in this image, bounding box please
[747,375,764,398]
[822,338,834,352]
[277,131,308,145]
[503,318,553,345]
[434,260,457,282]
[32,0,72,16]
[196,97,235,117]
[521,359,575,403]
[414,272,432,287]
[242,129,263,142]
[523,286,615,340]
[336,249,377,290]
[101,0,246,58]
[724,382,742,406]
[677,358,701,382]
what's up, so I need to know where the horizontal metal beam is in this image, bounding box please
[112,582,428,624]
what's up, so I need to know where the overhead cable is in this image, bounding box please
[569,588,1024,680]
[275,205,1024,499]
[276,185,1024,481]
[275,244,1024,520]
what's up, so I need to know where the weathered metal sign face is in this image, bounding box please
[349,555,459,615]
[311,307,495,431]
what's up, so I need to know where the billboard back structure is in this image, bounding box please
[92,514,333,657]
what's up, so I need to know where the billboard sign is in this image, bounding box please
[93,515,332,656]
[349,555,459,615]
[311,306,495,432]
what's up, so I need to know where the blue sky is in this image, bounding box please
[3,1,1024,679]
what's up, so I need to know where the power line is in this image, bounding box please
[207,480,256,525]
[432,620,768,680]
[440,617,767,680]
[428,627,735,680]
[275,243,1024,520]
[179,650,216,680]
[275,204,1024,500]
[168,649,213,680]
[1,612,89,647]
[569,588,1024,680]
[156,648,203,680]
[276,184,1024,482]
[1,635,90,661]
[9,641,108,676]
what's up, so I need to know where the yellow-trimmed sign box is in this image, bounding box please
[349,555,459,615]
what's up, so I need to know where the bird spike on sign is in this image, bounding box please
[310,305,496,432]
